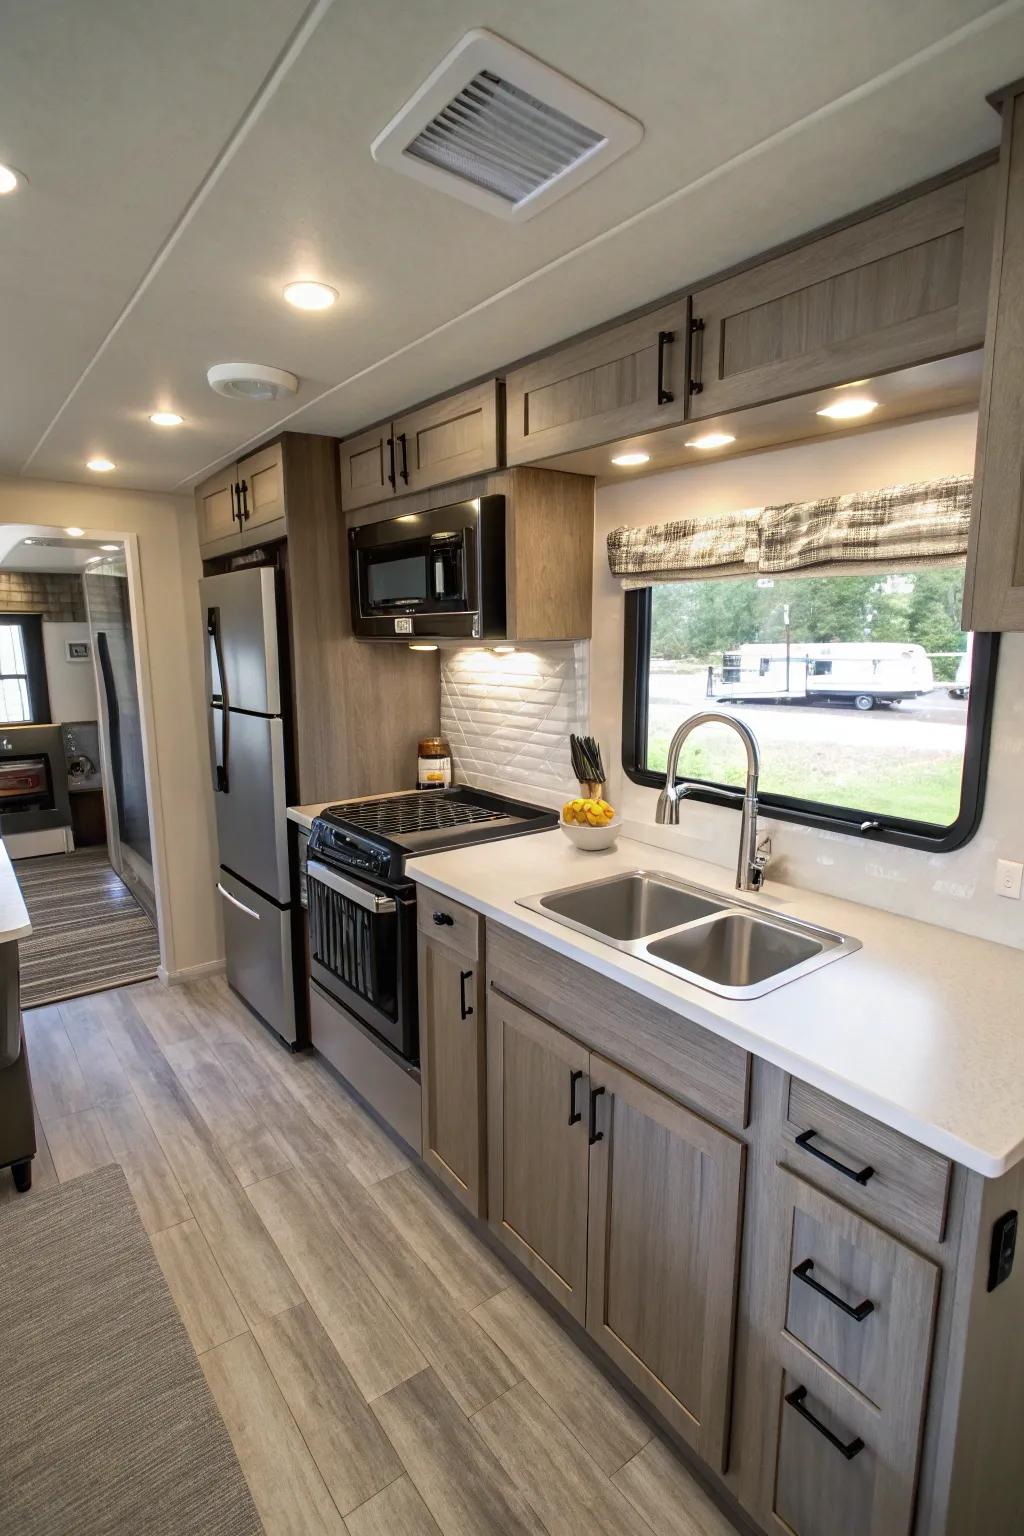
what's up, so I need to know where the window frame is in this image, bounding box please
[0,614,51,726]
[621,585,999,853]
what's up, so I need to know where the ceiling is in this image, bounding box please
[2,0,1022,496]
[0,528,123,572]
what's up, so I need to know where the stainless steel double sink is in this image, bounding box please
[517,870,860,999]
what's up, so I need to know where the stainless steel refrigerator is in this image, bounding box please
[200,565,296,1044]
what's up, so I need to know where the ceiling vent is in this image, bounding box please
[207,363,299,402]
[371,30,643,222]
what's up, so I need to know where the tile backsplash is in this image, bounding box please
[441,643,589,799]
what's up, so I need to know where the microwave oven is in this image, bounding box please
[349,495,506,640]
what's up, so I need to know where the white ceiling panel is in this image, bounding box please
[1,0,1021,493]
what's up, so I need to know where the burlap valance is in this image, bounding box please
[607,476,973,589]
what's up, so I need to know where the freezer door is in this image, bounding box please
[217,869,295,1044]
[200,566,281,716]
[212,707,289,900]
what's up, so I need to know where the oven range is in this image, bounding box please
[305,787,557,1065]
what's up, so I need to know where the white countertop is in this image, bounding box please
[408,828,1024,1179]
[287,803,334,833]
[0,843,32,943]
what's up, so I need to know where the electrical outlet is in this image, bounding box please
[995,859,1023,900]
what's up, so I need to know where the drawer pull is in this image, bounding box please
[793,1259,875,1322]
[568,1068,583,1126]
[432,911,455,926]
[656,329,675,404]
[785,1386,865,1461]
[589,1084,606,1145]
[795,1128,875,1186]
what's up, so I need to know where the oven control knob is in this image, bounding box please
[432,911,455,927]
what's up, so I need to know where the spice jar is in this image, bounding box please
[417,736,452,790]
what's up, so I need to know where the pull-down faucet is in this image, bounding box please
[656,711,769,892]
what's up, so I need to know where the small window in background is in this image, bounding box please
[0,618,48,724]
[625,561,997,846]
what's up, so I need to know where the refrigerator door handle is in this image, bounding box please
[217,882,261,920]
[206,605,230,793]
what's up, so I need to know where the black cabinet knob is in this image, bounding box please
[432,911,454,926]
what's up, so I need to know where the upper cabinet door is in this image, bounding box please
[339,424,396,512]
[964,90,1024,631]
[237,441,285,537]
[393,381,501,494]
[585,1054,744,1471]
[505,300,689,465]
[196,462,240,553]
[689,168,996,419]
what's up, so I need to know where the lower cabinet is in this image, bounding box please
[418,896,486,1216]
[487,986,745,1470]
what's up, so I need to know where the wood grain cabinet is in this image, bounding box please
[339,381,502,511]
[505,299,689,465]
[689,167,994,419]
[486,986,744,1467]
[964,85,1024,630]
[195,440,286,556]
[417,892,486,1217]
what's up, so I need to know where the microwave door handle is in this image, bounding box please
[206,606,230,792]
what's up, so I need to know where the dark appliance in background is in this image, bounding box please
[0,725,71,836]
[200,542,303,1048]
[306,788,558,1065]
[349,495,506,640]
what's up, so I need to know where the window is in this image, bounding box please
[0,616,50,725]
[623,562,998,850]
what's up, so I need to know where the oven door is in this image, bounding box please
[306,859,418,1060]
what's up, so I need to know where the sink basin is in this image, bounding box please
[646,912,827,988]
[517,869,859,999]
[530,872,725,942]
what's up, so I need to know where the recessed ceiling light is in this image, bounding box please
[100,543,119,552]
[611,452,650,467]
[408,642,438,652]
[65,527,85,538]
[0,163,22,195]
[283,280,338,311]
[816,397,878,421]
[149,410,183,427]
[684,432,736,450]
[86,457,115,472]
[86,555,103,563]
[22,538,35,546]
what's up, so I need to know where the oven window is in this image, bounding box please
[367,554,428,608]
[0,617,49,724]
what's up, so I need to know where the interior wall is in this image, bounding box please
[42,621,97,721]
[590,410,1024,950]
[0,476,220,977]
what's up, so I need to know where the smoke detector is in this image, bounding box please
[207,363,299,402]
[371,29,643,222]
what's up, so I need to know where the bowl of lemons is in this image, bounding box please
[560,796,621,851]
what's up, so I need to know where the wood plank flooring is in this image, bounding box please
[3,975,740,1536]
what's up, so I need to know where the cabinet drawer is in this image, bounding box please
[773,1369,880,1536]
[784,1078,951,1244]
[417,889,480,963]
[780,1171,938,1413]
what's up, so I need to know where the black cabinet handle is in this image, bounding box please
[239,479,250,521]
[656,330,675,405]
[785,1386,865,1461]
[689,315,705,395]
[459,969,474,1020]
[431,911,454,926]
[568,1069,583,1125]
[588,1084,605,1145]
[795,1129,875,1186]
[386,436,397,490]
[397,431,410,485]
[231,483,242,524]
[793,1259,874,1322]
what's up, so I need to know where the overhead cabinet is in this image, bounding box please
[505,299,689,464]
[964,85,1024,630]
[338,380,502,511]
[688,168,994,418]
[195,440,286,556]
[486,986,745,1468]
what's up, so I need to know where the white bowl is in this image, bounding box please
[559,815,622,851]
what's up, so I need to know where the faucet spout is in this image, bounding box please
[655,710,768,892]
